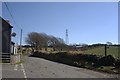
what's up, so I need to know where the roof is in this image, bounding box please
[0,16,13,28]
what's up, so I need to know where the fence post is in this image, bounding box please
[105,44,107,56]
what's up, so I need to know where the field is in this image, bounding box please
[23,45,119,59]
[68,46,119,59]
[81,46,119,59]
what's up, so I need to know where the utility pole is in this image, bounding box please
[20,29,22,55]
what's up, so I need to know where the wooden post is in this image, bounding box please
[19,29,22,62]
[20,29,22,55]
[105,44,107,56]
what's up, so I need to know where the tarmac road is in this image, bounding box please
[2,55,118,79]
[22,56,116,78]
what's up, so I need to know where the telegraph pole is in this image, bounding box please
[20,29,22,55]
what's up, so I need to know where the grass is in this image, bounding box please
[68,46,118,59]
[97,66,119,74]
[15,61,23,64]
[83,47,105,55]
[80,46,119,59]
[107,46,118,58]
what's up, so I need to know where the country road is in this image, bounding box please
[2,56,118,78]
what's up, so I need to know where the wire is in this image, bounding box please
[4,2,23,46]
[4,2,22,29]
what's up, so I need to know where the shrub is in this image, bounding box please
[115,59,120,69]
[94,55,115,67]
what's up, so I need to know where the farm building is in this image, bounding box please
[0,17,15,62]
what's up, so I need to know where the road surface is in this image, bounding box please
[2,56,118,78]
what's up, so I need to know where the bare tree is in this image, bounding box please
[26,32,67,52]
[26,32,42,52]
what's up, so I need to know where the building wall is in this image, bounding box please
[0,17,2,53]
[2,18,12,53]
